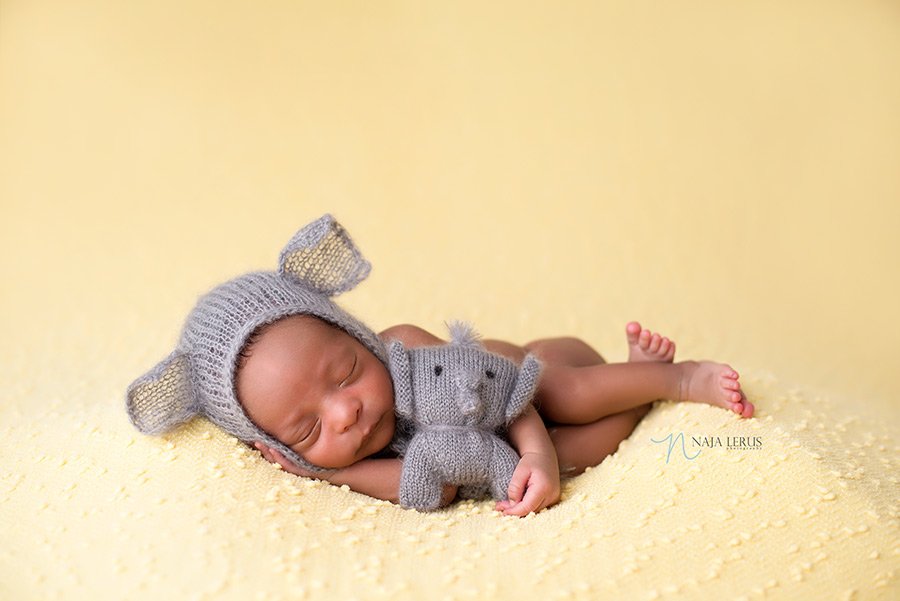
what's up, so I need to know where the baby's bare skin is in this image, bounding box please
[243,320,752,514]
[626,321,676,363]
[679,361,753,417]
[625,321,752,417]
[530,324,753,426]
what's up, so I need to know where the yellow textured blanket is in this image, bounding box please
[1,1,898,599]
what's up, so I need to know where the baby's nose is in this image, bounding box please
[328,395,362,433]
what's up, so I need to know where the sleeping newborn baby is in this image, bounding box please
[127,214,753,515]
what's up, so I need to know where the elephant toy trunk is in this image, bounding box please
[455,371,484,418]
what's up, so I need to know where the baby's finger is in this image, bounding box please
[269,448,293,470]
[506,471,529,504]
[502,488,546,517]
[254,441,273,462]
[494,500,513,512]
[502,497,542,517]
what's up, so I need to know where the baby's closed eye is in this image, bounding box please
[340,355,357,387]
[292,418,320,447]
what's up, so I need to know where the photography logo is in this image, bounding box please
[651,433,763,463]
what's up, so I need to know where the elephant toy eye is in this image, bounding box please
[485,370,495,379]
[434,365,443,376]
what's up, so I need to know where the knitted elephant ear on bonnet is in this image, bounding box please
[278,213,371,296]
[127,351,197,435]
[125,214,385,472]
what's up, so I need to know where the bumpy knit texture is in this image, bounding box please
[125,214,387,473]
[389,322,542,510]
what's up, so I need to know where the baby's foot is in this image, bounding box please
[626,321,676,363]
[679,361,754,418]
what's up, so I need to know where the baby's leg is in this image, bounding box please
[524,337,606,367]
[487,325,673,423]
[549,404,652,476]
[521,323,672,367]
[482,336,607,368]
[536,323,752,423]
[537,325,678,472]
[539,361,751,423]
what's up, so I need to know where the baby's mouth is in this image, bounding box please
[362,411,385,449]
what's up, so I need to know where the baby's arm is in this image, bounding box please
[496,405,561,516]
[254,443,458,507]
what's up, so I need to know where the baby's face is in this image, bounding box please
[235,315,395,469]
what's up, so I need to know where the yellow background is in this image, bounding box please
[1,1,899,600]
[2,0,899,409]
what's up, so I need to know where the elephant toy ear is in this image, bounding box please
[388,340,414,419]
[126,351,198,435]
[278,214,371,297]
[506,355,542,421]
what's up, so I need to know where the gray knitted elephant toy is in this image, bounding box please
[388,322,542,511]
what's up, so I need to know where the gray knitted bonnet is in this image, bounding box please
[126,214,387,472]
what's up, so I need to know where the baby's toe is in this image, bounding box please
[742,402,755,418]
[727,394,754,418]
[639,329,651,349]
[649,333,662,353]
[721,377,741,391]
[659,338,671,355]
[663,340,676,361]
[626,322,642,344]
[739,394,754,418]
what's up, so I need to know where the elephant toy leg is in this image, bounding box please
[399,439,446,511]
[458,483,490,500]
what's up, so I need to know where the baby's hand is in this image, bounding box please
[495,451,561,517]
[254,442,322,479]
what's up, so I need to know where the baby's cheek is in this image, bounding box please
[301,446,330,470]
[307,440,356,469]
